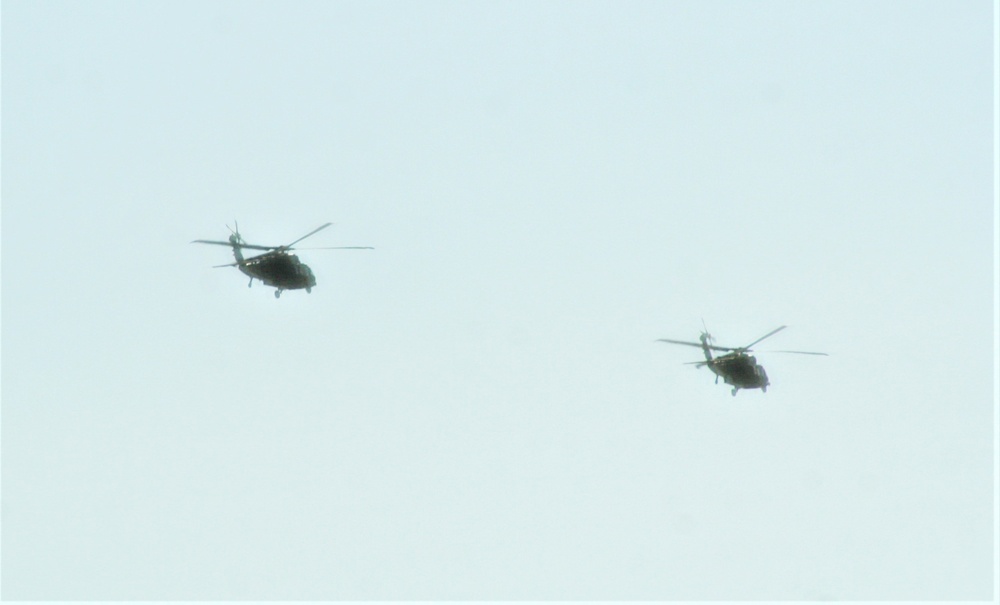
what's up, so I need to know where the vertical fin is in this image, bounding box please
[227,221,245,264]
[700,319,713,362]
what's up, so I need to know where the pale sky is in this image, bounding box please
[2,0,996,601]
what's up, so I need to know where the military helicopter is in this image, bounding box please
[192,222,372,298]
[657,325,827,396]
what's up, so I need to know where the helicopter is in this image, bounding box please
[192,222,372,298]
[657,325,827,396]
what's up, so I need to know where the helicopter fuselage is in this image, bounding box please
[706,352,769,393]
[238,250,316,295]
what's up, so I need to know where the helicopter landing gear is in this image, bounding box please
[306,287,312,293]
[731,388,738,396]
[274,289,282,299]
[247,277,253,288]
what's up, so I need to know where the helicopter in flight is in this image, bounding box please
[657,325,827,396]
[192,222,372,298]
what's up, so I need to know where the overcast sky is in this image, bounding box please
[2,0,996,601]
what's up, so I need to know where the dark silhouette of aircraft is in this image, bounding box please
[193,222,372,298]
[658,325,827,395]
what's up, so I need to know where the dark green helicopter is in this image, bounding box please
[658,325,827,396]
[193,222,372,298]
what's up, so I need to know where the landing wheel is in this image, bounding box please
[731,388,738,396]
[274,290,282,299]
[306,287,312,293]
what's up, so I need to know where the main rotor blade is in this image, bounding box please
[656,338,703,348]
[656,338,733,352]
[770,350,829,356]
[284,222,333,248]
[191,239,274,251]
[742,325,787,350]
[296,246,375,250]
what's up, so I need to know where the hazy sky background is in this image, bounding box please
[2,0,995,600]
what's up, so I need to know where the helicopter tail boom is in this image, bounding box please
[225,222,246,265]
[698,331,715,362]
